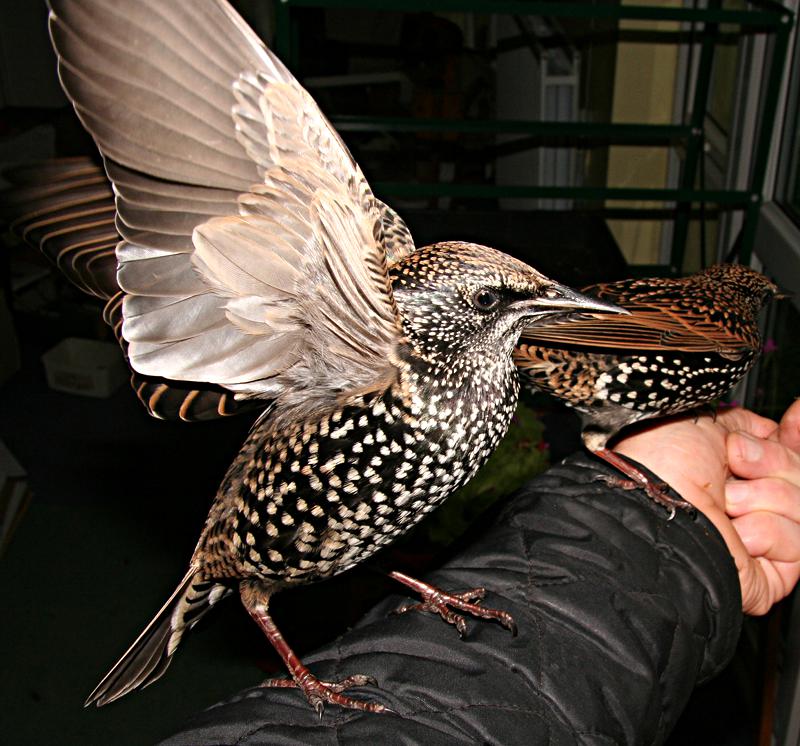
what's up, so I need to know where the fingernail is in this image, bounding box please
[725,480,747,509]
[737,432,764,462]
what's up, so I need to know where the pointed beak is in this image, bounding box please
[512,282,628,324]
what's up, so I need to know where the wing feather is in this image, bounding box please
[0,157,261,422]
[521,274,757,355]
[378,200,415,264]
[48,0,405,410]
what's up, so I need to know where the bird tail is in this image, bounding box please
[85,568,230,707]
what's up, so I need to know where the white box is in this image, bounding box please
[41,337,128,398]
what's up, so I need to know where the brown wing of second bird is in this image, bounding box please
[517,268,767,359]
[1,157,255,421]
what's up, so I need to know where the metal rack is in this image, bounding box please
[275,0,794,273]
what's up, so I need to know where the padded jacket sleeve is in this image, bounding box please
[159,453,743,746]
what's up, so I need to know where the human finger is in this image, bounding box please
[727,431,800,485]
[726,477,800,520]
[732,511,800,615]
[778,398,800,453]
[716,406,778,440]
[743,556,800,616]
[732,511,800,565]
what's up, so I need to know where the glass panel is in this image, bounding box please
[775,8,800,224]
[781,103,800,222]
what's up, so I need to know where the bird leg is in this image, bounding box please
[592,447,694,519]
[241,584,385,715]
[388,570,517,637]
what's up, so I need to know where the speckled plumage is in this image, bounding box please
[84,242,619,714]
[42,0,625,714]
[200,247,531,588]
[515,264,778,510]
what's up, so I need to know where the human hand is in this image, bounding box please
[724,399,800,614]
[613,399,800,615]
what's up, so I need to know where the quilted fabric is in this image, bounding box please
[160,454,742,745]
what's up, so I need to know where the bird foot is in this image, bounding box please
[594,473,693,519]
[592,448,695,520]
[242,585,387,716]
[388,570,517,638]
[260,673,387,716]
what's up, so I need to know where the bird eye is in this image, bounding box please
[472,288,500,311]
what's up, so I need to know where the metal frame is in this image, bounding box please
[276,0,794,272]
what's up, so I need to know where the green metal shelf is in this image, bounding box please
[374,182,756,204]
[278,0,790,26]
[277,0,795,272]
[330,116,695,142]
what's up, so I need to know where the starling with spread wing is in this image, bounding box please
[515,264,778,514]
[36,0,624,713]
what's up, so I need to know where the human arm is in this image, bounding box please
[159,454,740,745]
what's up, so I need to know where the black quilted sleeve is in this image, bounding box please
[160,454,742,745]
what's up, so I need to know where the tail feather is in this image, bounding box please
[85,569,230,707]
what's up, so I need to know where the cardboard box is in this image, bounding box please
[41,337,128,398]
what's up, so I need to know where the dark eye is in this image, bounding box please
[472,288,501,311]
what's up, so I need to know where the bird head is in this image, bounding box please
[390,241,625,365]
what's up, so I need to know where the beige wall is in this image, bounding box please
[606,14,681,265]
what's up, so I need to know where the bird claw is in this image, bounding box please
[389,571,517,637]
[594,473,694,518]
[592,448,696,518]
[260,673,385,715]
[245,591,386,715]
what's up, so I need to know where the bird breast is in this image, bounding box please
[194,356,520,585]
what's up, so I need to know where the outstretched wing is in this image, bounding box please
[48,0,405,417]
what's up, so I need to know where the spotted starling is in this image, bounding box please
[40,0,625,713]
[515,264,779,513]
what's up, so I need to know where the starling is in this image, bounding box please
[514,264,779,513]
[38,0,625,714]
